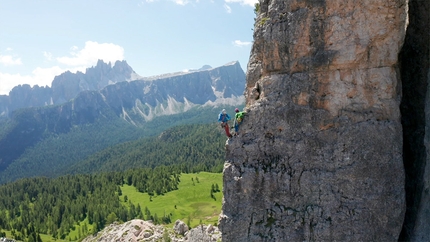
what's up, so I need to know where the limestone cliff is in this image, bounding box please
[220,0,410,241]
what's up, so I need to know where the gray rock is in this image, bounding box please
[206,224,214,233]
[81,219,163,242]
[220,0,408,241]
[186,224,221,242]
[81,220,221,242]
[173,219,189,235]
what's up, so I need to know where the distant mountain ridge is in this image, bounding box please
[0,60,139,118]
[0,60,245,183]
[111,61,245,124]
[0,60,245,120]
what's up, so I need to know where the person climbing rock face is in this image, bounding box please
[218,109,232,138]
[234,107,246,136]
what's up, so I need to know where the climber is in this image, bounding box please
[218,109,232,138]
[233,107,246,135]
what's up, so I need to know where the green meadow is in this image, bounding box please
[120,172,223,228]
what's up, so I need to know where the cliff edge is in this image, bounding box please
[220,0,411,241]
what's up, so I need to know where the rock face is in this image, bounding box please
[51,60,138,104]
[220,0,409,241]
[399,0,430,241]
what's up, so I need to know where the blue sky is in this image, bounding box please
[0,0,257,95]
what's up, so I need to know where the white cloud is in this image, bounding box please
[0,55,22,66]
[225,0,258,7]
[56,41,124,66]
[0,65,89,95]
[224,3,232,13]
[44,51,53,61]
[233,40,252,47]
[0,66,66,95]
[32,66,72,85]
[173,0,189,5]
[0,73,30,95]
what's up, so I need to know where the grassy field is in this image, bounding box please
[120,172,223,228]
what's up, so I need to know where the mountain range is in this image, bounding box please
[0,60,246,183]
[0,60,245,119]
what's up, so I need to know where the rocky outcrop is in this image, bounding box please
[51,60,139,104]
[220,0,409,241]
[81,220,164,242]
[185,224,221,242]
[173,219,189,235]
[81,220,221,242]
[7,84,52,115]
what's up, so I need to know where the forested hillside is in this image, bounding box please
[67,123,227,174]
[0,168,179,241]
[0,122,228,241]
[0,105,235,183]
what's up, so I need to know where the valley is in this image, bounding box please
[0,60,245,241]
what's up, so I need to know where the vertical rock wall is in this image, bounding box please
[220,0,407,241]
[399,0,430,241]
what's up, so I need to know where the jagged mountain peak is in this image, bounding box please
[0,60,245,123]
[198,64,212,71]
[141,61,242,81]
[0,60,140,117]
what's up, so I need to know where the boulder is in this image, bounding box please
[173,219,189,235]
